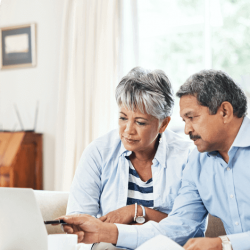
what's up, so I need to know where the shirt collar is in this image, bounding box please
[231,116,250,148]
[119,141,132,158]
[118,133,168,168]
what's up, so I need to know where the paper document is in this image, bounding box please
[136,235,184,250]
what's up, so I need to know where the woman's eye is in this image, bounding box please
[137,121,146,126]
[188,117,193,120]
[119,117,127,121]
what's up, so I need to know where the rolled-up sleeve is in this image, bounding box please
[227,231,250,250]
[115,224,138,249]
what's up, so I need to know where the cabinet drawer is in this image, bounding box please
[0,174,10,187]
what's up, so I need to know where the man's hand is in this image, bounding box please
[99,205,134,224]
[59,214,118,244]
[183,237,222,250]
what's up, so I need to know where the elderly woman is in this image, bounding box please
[66,67,193,249]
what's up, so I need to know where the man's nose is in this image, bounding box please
[184,121,193,135]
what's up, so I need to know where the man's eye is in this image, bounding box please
[188,117,193,120]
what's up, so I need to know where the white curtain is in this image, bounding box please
[119,0,139,78]
[54,0,120,191]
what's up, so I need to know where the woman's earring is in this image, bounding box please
[159,136,162,143]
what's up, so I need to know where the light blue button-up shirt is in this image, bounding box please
[67,128,193,219]
[116,116,250,250]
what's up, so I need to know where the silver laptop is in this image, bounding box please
[0,187,48,250]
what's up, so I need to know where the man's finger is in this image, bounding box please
[59,214,89,226]
[75,231,84,243]
[63,225,74,233]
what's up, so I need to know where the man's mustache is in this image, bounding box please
[189,133,201,140]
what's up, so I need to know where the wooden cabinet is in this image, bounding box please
[0,132,43,189]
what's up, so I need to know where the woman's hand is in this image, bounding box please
[99,205,168,224]
[99,205,134,224]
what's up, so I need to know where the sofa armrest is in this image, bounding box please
[34,190,69,234]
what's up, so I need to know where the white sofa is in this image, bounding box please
[34,190,226,237]
[34,190,69,234]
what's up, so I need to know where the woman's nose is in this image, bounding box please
[125,121,135,134]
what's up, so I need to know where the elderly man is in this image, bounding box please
[61,70,250,250]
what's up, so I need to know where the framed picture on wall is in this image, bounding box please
[0,23,36,70]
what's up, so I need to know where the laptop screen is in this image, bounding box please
[0,188,48,250]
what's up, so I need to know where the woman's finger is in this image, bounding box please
[105,217,111,223]
[110,217,118,223]
[99,215,107,222]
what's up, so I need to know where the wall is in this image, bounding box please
[0,0,65,190]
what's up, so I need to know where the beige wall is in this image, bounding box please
[0,0,65,190]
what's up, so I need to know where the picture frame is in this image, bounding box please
[0,23,36,70]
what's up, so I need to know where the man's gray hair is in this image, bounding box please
[176,69,247,118]
[115,67,174,120]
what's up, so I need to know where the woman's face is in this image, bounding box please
[118,105,169,154]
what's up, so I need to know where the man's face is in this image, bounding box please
[180,95,224,153]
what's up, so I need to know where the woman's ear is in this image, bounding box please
[159,116,171,133]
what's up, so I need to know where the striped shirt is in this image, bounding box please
[127,160,154,208]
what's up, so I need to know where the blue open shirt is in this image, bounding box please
[116,116,250,250]
[67,128,193,218]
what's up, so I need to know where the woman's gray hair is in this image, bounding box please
[115,67,174,121]
[176,69,247,118]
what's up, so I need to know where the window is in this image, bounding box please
[137,0,250,135]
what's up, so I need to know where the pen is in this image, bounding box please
[44,219,67,225]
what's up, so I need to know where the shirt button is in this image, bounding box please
[235,222,239,226]
[230,194,234,198]
[227,167,230,171]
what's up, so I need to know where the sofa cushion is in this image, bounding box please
[205,214,226,237]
